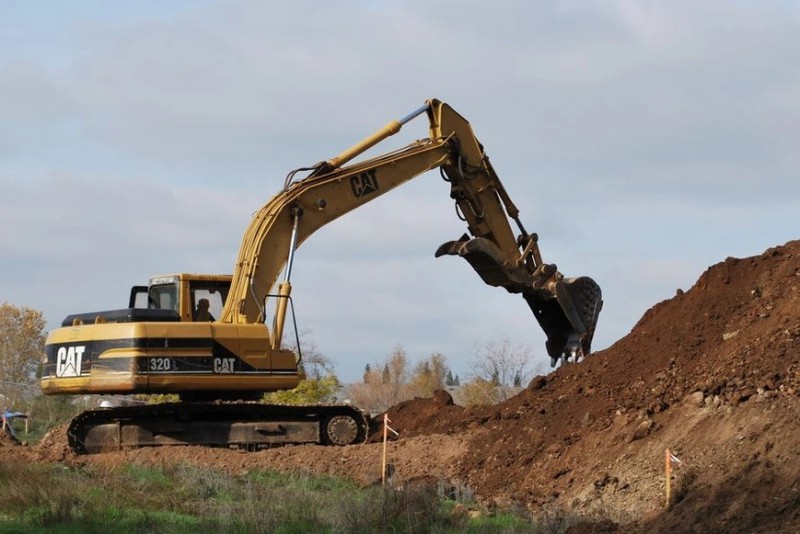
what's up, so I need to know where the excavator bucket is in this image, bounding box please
[524,277,602,366]
[436,235,602,367]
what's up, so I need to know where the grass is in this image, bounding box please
[1,395,584,532]
[0,460,569,533]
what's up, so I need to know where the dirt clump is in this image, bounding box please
[21,239,800,532]
[0,427,21,447]
[370,388,465,442]
[31,424,73,463]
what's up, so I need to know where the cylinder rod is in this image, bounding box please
[283,211,302,282]
[326,102,430,170]
[398,103,430,126]
[272,211,301,350]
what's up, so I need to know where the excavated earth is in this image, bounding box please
[4,239,800,532]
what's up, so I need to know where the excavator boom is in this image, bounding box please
[223,99,601,363]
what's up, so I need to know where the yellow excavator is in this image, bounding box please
[41,99,602,453]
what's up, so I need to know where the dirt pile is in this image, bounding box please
[5,239,800,532]
[0,427,20,447]
[383,239,800,531]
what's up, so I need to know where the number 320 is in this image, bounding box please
[149,357,172,372]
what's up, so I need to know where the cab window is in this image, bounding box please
[149,284,179,312]
[190,282,229,322]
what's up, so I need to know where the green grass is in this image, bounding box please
[0,461,560,533]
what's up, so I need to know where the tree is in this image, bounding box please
[348,346,410,413]
[363,363,371,383]
[348,349,452,413]
[462,338,534,404]
[446,370,455,387]
[287,329,334,380]
[455,377,505,406]
[265,330,342,404]
[347,367,398,414]
[381,364,390,384]
[407,353,449,397]
[386,346,408,395]
[0,303,46,407]
[264,374,341,405]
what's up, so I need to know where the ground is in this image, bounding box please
[3,239,800,532]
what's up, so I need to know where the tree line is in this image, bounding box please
[266,333,538,413]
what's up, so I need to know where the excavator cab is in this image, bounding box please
[132,275,232,320]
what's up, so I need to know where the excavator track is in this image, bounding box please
[67,402,370,454]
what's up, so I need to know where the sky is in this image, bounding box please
[2,0,799,383]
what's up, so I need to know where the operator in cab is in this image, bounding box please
[194,298,214,321]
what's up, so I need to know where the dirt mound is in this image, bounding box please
[374,389,466,440]
[32,424,73,463]
[460,239,800,530]
[24,239,800,532]
[0,426,21,447]
[375,239,800,530]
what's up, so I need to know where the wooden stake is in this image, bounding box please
[665,448,671,508]
[382,414,389,486]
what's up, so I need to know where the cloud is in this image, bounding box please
[1,1,799,381]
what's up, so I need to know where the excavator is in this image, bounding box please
[41,99,602,454]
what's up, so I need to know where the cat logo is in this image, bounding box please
[350,169,378,198]
[213,357,236,374]
[56,346,85,378]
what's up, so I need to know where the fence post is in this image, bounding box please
[665,448,671,508]
[382,414,389,486]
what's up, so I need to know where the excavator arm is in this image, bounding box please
[222,99,602,365]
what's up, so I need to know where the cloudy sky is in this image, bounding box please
[2,1,798,382]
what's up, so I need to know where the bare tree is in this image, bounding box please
[286,329,335,380]
[386,345,408,395]
[347,366,401,414]
[348,348,454,413]
[466,338,534,403]
[347,346,411,413]
[0,303,46,407]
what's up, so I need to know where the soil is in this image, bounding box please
[3,239,800,532]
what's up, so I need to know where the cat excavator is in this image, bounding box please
[41,99,602,454]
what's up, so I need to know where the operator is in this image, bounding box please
[194,298,215,321]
